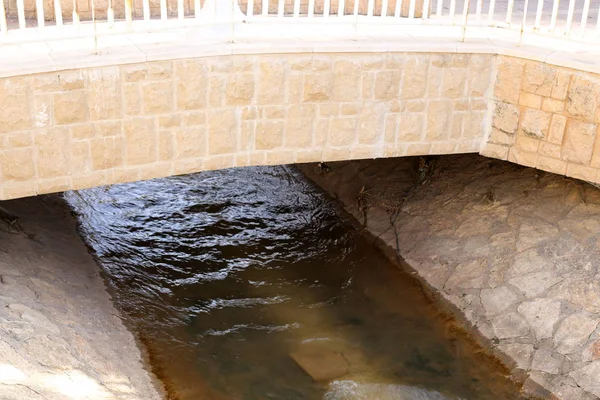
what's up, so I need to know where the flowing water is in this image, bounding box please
[65,165,529,400]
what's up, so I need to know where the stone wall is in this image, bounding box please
[300,154,600,400]
[0,52,490,200]
[481,56,600,186]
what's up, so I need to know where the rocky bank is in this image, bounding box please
[0,195,162,400]
[300,154,600,400]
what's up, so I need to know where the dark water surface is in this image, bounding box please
[65,165,528,400]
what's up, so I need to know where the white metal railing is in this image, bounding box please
[0,0,599,46]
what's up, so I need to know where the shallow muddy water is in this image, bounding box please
[65,165,529,400]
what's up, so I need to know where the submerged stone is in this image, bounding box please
[290,344,349,382]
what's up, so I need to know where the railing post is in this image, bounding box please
[72,0,79,26]
[36,0,45,28]
[125,0,132,29]
[0,0,7,35]
[54,0,63,26]
[17,0,26,29]
[108,0,114,25]
[519,0,529,45]
[549,0,559,32]
[580,0,591,35]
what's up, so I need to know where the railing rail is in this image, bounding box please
[0,0,599,45]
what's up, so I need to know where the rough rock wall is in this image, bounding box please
[300,154,600,400]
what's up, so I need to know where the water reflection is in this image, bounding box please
[65,165,527,400]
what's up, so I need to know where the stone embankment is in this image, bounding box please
[0,195,162,399]
[300,154,600,400]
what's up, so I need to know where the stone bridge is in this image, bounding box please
[2,1,600,398]
[1,46,600,200]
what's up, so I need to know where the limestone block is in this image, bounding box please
[442,68,467,98]
[5,132,32,148]
[547,114,567,145]
[488,128,515,146]
[566,163,597,182]
[401,56,429,99]
[331,60,361,102]
[34,128,71,179]
[0,79,34,133]
[561,120,597,165]
[519,92,542,109]
[255,120,284,150]
[398,114,424,142]
[450,113,464,139]
[33,93,53,128]
[85,67,122,121]
[175,60,208,110]
[361,72,375,99]
[493,101,519,134]
[536,156,567,176]
[38,178,71,194]
[538,142,561,159]
[515,135,540,153]
[508,148,538,168]
[494,57,524,104]
[383,114,400,144]
[142,81,174,115]
[551,71,572,101]
[554,313,600,355]
[57,71,85,91]
[566,76,600,121]
[123,117,158,165]
[426,66,443,98]
[123,84,142,116]
[174,126,206,159]
[520,109,551,139]
[541,98,564,114]
[158,131,175,161]
[426,100,452,141]
[480,143,509,160]
[329,117,357,146]
[90,137,124,170]
[286,104,316,148]
[404,100,426,113]
[405,142,431,156]
[158,115,182,129]
[522,63,555,97]
[517,298,562,341]
[431,54,452,68]
[122,62,173,82]
[182,111,206,126]
[357,103,385,145]
[208,75,227,108]
[0,148,35,181]
[462,112,484,140]
[2,182,37,199]
[374,70,400,100]
[70,140,91,174]
[226,74,255,106]
[304,72,334,102]
[202,111,236,156]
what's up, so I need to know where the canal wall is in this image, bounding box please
[300,154,600,400]
[0,195,163,399]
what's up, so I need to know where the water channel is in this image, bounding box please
[65,165,530,400]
